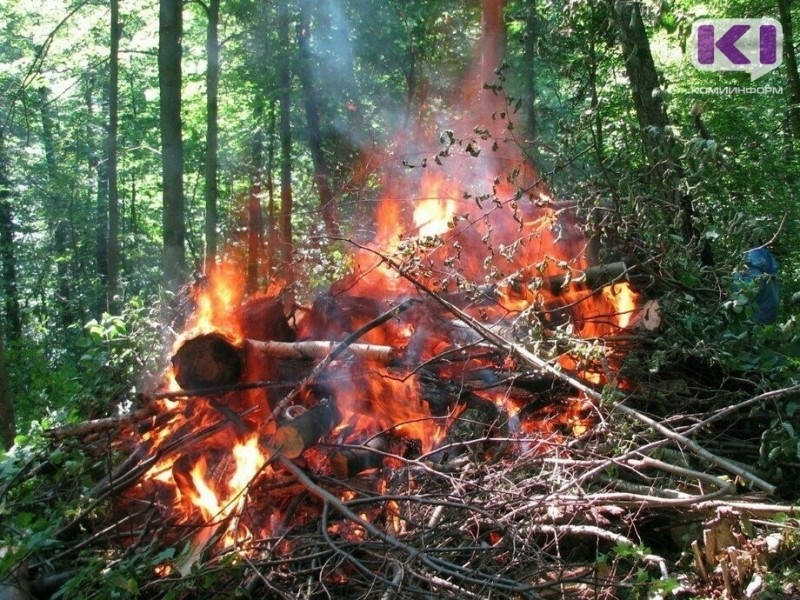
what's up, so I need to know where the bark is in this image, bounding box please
[171,332,394,390]
[610,0,709,262]
[204,0,220,272]
[171,333,246,390]
[159,0,186,291]
[107,0,121,307]
[778,0,800,141]
[277,1,295,289]
[274,398,339,459]
[82,76,108,304]
[38,87,74,327]
[545,261,628,295]
[0,141,21,340]
[0,314,14,449]
[331,436,389,478]
[248,101,265,293]
[297,0,339,238]
[523,2,537,138]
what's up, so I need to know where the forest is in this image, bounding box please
[1,0,800,597]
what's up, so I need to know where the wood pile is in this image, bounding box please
[2,260,796,600]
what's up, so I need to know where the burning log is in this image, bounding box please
[273,398,339,459]
[544,260,629,294]
[172,332,394,390]
[172,333,245,390]
[331,436,389,478]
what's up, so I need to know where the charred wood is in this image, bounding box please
[331,436,389,479]
[172,333,245,390]
[273,397,339,459]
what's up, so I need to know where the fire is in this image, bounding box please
[120,24,648,574]
[413,173,458,238]
[187,457,220,520]
[604,282,639,329]
[185,262,247,342]
[230,435,265,492]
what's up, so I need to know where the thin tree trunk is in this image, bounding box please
[523,2,536,138]
[266,99,277,279]
[480,0,507,87]
[38,87,74,327]
[0,141,20,341]
[404,15,417,128]
[248,101,265,293]
[277,1,294,290]
[610,0,708,262]
[297,0,339,238]
[204,0,220,272]
[83,76,108,312]
[107,0,120,307]
[159,0,186,291]
[0,315,14,450]
[778,0,800,141]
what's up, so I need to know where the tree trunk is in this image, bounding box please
[404,17,417,128]
[248,101,265,293]
[523,1,537,138]
[0,315,14,450]
[204,0,220,273]
[159,0,186,292]
[610,0,707,261]
[0,141,20,341]
[277,1,295,290]
[480,0,507,87]
[297,0,339,238]
[266,99,278,279]
[107,0,121,307]
[38,87,74,328]
[778,0,800,141]
[83,76,107,308]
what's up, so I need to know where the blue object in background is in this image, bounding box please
[734,247,780,324]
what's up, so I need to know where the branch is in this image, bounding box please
[345,242,777,494]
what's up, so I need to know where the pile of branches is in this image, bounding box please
[4,314,800,599]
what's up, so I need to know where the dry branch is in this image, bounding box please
[359,246,777,494]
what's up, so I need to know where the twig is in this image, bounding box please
[686,382,800,436]
[613,402,776,494]
[380,560,403,600]
[277,455,540,598]
[525,524,668,578]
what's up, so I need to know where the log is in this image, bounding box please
[171,332,395,391]
[273,398,339,459]
[543,261,629,295]
[249,339,393,364]
[331,436,389,478]
[172,333,245,390]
